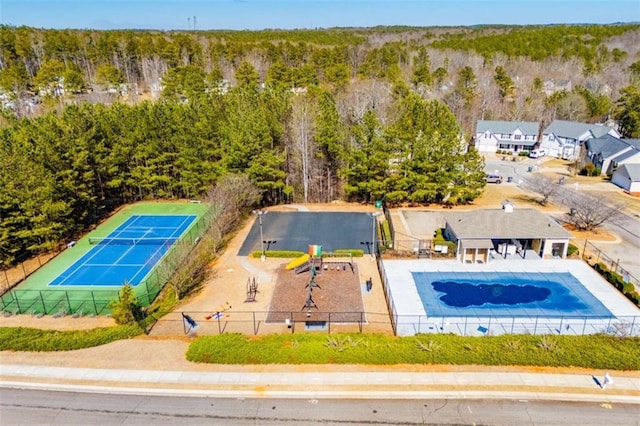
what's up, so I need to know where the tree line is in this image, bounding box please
[0,83,485,266]
[1,24,639,133]
[1,24,640,266]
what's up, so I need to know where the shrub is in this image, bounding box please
[329,249,364,257]
[0,325,143,351]
[593,263,640,307]
[252,249,365,258]
[518,150,530,156]
[108,284,142,325]
[567,243,579,257]
[381,220,392,248]
[251,250,306,258]
[581,163,599,176]
[433,228,456,254]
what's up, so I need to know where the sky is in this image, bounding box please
[1,0,639,31]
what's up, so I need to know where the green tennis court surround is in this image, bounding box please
[0,201,212,315]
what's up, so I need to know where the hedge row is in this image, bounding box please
[594,263,640,306]
[250,249,364,259]
[0,325,144,351]
[186,333,640,370]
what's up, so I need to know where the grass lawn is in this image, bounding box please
[186,333,640,370]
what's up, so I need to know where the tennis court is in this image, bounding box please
[49,215,196,286]
[0,202,211,315]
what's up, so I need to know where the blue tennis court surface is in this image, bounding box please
[50,215,196,286]
[412,271,613,318]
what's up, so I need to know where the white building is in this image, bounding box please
[586,135,640,175]
[540,120,620,160]
[611,164,640,194]
[474,120,539,153]
[443,205,572,264]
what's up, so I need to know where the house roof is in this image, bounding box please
[476,120,539,135]
[445,209,572,240]
[611,148,640,164]
[615,164,640,181]
[587,134,640,160]
[461,239,494,249]
[626,139,640,149]
[543,120,615,139]
[586,134,630,158]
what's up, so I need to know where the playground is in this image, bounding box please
[266,255,365,325]
[143,205,392,336]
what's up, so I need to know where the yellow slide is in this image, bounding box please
[286,254,310,270]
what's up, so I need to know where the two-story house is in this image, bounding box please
[540,120,620,160]
[474,120,539,153]
[586,135,640,175]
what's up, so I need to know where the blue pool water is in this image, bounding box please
[412,272,613,317]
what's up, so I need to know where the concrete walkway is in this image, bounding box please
[1,364,639,403]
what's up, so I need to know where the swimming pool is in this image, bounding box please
[412,271,613,318]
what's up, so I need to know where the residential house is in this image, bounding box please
[443,201,572,263]
[611,164,640,194]
[540,120,620,160]
[474,120,539,153]
[543,79,572,96]
[586,135,640,175]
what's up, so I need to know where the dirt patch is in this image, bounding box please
[267,260,364,323]
[563,224,618,242]
[1,251,59,292]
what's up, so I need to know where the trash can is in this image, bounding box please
[507,176,513,183]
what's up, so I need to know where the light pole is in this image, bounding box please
[370,212,381,260]
[253,210,267,262]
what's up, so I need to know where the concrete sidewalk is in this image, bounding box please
[2,364,638,403]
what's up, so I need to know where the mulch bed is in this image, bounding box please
[266,260,366,323]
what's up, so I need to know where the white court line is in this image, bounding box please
[82,264,147,267]
[128,215,196,284]
[58,215,197,286]
[51,216,140,286]
[126,226,179,230]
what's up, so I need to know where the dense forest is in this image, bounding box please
[1,24,640,266]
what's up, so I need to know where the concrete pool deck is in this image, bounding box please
[381,259,640,336]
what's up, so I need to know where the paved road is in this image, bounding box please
[484,156,640,278]
[1,388,638,425]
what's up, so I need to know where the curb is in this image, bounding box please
[2,380,638,404]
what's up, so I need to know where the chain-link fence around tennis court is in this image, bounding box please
[0,207,215,316]
[1,248,64,293]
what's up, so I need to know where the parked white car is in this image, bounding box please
[529,148,548,158]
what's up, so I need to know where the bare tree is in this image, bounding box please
[207,174,261,238]
[522,174,560,205]
[287,96,315,203]
[563,191,626,231]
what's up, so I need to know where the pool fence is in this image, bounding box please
[375,254,640,337]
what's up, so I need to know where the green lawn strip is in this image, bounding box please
[186,333,640,370]
[0,324,144,351]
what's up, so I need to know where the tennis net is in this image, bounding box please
[88,237,178,246]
